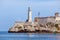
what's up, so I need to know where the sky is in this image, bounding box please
[0,0,60,31]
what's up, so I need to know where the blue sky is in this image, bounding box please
[0,0,60,31]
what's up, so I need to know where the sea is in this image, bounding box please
[0,32,60,40]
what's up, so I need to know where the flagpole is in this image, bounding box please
[38,12,40,17]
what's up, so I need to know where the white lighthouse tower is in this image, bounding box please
[28,7,32,22]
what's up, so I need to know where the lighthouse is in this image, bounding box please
[28,7,32,22]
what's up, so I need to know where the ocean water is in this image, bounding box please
[0,32,60,40]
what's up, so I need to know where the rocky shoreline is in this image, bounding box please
[8,30,58,33]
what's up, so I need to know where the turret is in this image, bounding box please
[55,12,59,17]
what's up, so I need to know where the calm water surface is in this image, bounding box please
[0,32,60,40]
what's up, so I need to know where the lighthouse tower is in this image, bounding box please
[28,7,32,22]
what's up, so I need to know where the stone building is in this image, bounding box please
[34,12,60,25]
[9,7,60,32]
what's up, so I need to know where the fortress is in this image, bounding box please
[8,7,60,33]
[35,12,60,25]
